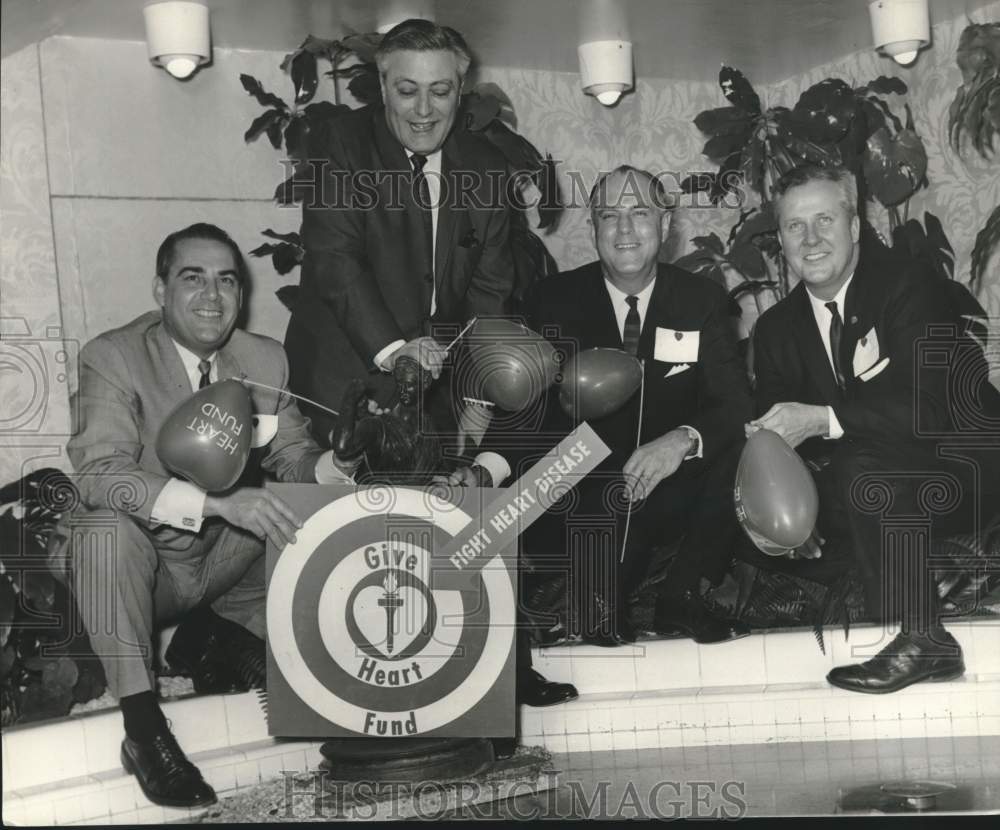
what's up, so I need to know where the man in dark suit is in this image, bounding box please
[286,18,515,445]
[750,163,1000,693]
[449,166,752,645]
[49,224,356,808]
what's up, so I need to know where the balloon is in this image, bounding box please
[467,318,559,411]
[734,429,819,556]
[156,379,253,491]
[558,348,643,420]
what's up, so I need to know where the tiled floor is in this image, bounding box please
[443,736,1000,818]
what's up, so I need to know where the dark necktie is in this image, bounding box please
[623,295,641,356]
[825,301,845,390]
[198,359,212,389]
[410,153,435,276]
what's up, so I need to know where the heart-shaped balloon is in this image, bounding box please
[734,429,819,555]
[467,318,559,411]
[155,379,253,492]
[558,348,643,420]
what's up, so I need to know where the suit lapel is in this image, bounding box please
[841,263,874,390]
[639,267,671,360]
[585,265,627,349]
[150,317,196,400]
[791,285,842,404]
[435,137,464,286]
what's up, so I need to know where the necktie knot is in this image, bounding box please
[626,295,639,310]
[410,153,428,173]
[198,359,212,389]
[825,301,841,320]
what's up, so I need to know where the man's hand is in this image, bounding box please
[433,464,493,488]
[622,428,694,502]
[389,337,447,379]
[204,488,303,551]
[785,530,824,561]
[746,402,828,448]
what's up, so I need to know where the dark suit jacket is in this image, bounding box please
[486,261,752,475]
[66,311,325,525]
[288,105,515,409]
[753,245,1000,460]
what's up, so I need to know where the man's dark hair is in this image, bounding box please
[374,18,473,79]
[155,223,248,286]
[773,164,859,219]
[588,165,674,212]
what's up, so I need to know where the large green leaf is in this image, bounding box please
[856,76,908,97]
[971,204,1000,293]
[290,49,319,104]
[890,212,955,281]
[793,78,856,141]
[244,108,288,147]
[694,106,753,136]
[239,74,288,111]
[862,126,928,206]
[702,132,747,162]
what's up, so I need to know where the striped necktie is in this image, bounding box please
[198,359,212,389]
[623,295,641,356]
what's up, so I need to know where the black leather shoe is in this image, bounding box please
[652,588,750,644]
[517,669,579,707]
[166,609,266,694]
[582,619,638,647]
[535,623,570,648]
[121,728,216,808]
[827,630,965,694]
[491,737,518,760]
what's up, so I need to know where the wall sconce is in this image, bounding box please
[869,0,929,66]
[144,0,211,79]
[578,40,633,106]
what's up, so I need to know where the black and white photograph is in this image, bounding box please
[1,0,998,823]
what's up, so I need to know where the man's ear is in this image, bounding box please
[152,276,165,306]
[659,209,671,244]
[851,213,861,244]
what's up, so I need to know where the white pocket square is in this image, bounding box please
[852,327,881,377]
[859,357,890,382]
[251,414,278,448]
[664,364,692,378]
[654,328,700,363]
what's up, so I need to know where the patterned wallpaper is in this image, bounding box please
[0,4,997,485]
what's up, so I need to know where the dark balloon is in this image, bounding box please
[467,318,559,411]
[734,429,819,555]
[155,379,253,492]
[558,348,643,420]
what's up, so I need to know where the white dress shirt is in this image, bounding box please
[805,274,853,440]
[150,339,349,533]
[373,148,443,371]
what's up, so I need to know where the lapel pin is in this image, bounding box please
[849,315,858,325]
[675,331,683,340]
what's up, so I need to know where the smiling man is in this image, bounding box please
[49,224,355,808]
[286,18,515,448]
[453,166,752,647]
[750,164,1000,693]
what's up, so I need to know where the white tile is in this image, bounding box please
[614,730,637,750]
[222,692,270,746]
[763,630,834,685]
[565,732,591,754]
[824,720,851,740]
[969,622,1000,676]
[679,702,703,729]
[700,634,767,687]
[589,731,614,751]
[81,714,124,775]
[546,734,569,755]
[726,698,755,727]
[611,706,635,734]
[950,716,980,738]
[654,703,682,729]
[107,809,141,825]
[634,639,700,691]
[257,752,288,783]
[774,722,801,742]
[203,761,238,794]
[874,718,902,741]
[530,649,574,685]
[847,696,876,722]
[750,699,775,726]
[541,708,567,736]
[53,794,87,824]
[899,718,928,739]
[892,691,926,721]
[633,729,661,750]
[752,724,777,743]
[701,702,730,728]
[799,721,827,742]
[104,782,139,815]
[171,696,228,754]
[587,708,613,734]
[978,715,1000,735]
[136,804,167,823]
[279,749,309,774]
[703,726,731,746]
[568,646,638,694]
[658,728,684,748]
[519,708,543,738]
[7,718,89,790]
[563,709,590,735]
[774,699,800,725]
[234,759,261,788]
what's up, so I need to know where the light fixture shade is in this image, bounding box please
[144,0,211,79]
[578,40,633,106]
[869,0,929,66]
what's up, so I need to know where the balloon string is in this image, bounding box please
[445,317,478,354]
[620,359,646,564]
[239,378,340,417]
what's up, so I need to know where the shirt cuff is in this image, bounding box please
[474,452,510,487]
[374,340,406,372]
[314,451,357,484]
[826,406,845,440]
[150,478,206,532]
[678,425,703,460]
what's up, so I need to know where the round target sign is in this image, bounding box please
[267,487,515,736]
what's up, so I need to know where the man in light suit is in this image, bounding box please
[750,164,1000,693]
[286,18,515,445]
[449,166,752,646]
[49,224,354,808]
